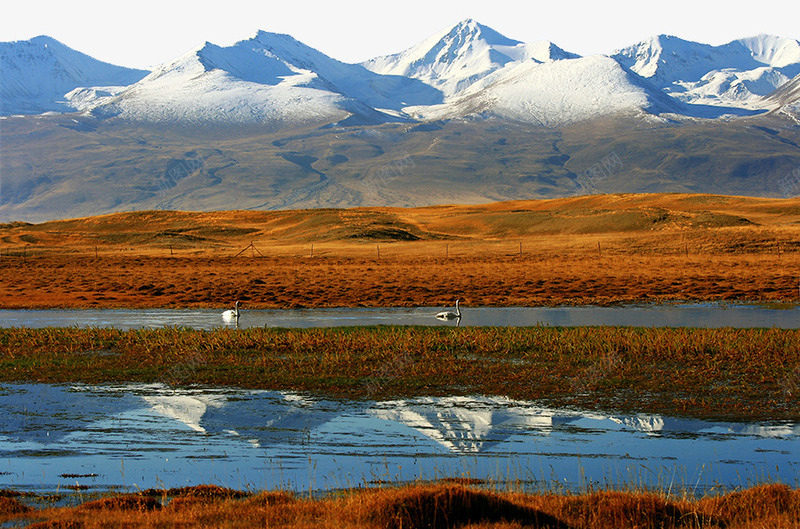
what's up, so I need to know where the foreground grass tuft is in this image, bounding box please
[5,482,799,529]
[368,485,571,528]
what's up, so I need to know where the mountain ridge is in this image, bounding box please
[2,112,800,223]
[406,55,684,125]
[4,21,799,122]
[764,72,800,119]
[612,34,800,109]
[2,22,800,223]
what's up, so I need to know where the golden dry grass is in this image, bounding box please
[5,482,798,529]
[1,251,798,309]
[0,496,31,516]
[1,194,800,310]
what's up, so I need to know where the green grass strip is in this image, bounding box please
[1,326,798,421]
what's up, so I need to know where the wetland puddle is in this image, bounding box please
[0,384,797,495]
[1,303,800,329]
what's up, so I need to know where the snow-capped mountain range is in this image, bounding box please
[3,20,800,223]
[3,19,799,124]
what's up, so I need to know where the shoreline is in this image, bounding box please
[2,297,800,311]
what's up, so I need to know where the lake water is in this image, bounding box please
[1,303,799,330]
[0,383,797,496]
[2,306,797,498]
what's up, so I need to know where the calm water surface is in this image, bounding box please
[0,384,796,496]
[2,306,797,497]
[1,303,799,329]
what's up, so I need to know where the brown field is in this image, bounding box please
[4,482,799,528]
[1,193,800,309]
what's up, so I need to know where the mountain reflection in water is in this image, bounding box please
[0,384,797,494]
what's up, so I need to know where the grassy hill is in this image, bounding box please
[2,193,799,256]
[1,194,799,311]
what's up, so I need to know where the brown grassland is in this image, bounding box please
[1,193,799,309]
[1,193,799,528]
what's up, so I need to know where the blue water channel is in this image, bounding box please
[1,303,799,330]
[0,384,797,497]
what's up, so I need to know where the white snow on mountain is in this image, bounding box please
[369,396,555,453]
[613,34,800,108]
[89,43,353,125]
[63,86,129,111]
[86,30,441,125]
[238,31,442,111]
[3,25,800,125]
[409,55,682,126]
[0,35,148,115]
[675,67,790,106]
[362,18,579,97]
[738,34,800,68]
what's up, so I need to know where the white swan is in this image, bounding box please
[436,299,461,321]
[222,301,241,322]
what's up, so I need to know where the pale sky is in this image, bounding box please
[3,0,800,70]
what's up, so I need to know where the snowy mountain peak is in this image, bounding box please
[736,34,800,68]
[612,34,712,81]
[4,26,800,125]
[362,19,577,96]
[244,29,332,67]
[0,35,148,115]
[27,34,60,47]
[414,54,682,127]
[398,18,523,74]
[526,40,581,63]
[83,28,433,125]
[251,29,296,44]
[442,17,522,48]
[192,38,295,85]
[144,29,351,88]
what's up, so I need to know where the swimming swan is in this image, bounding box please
[436,299,461,321]
[222,301,241,322]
